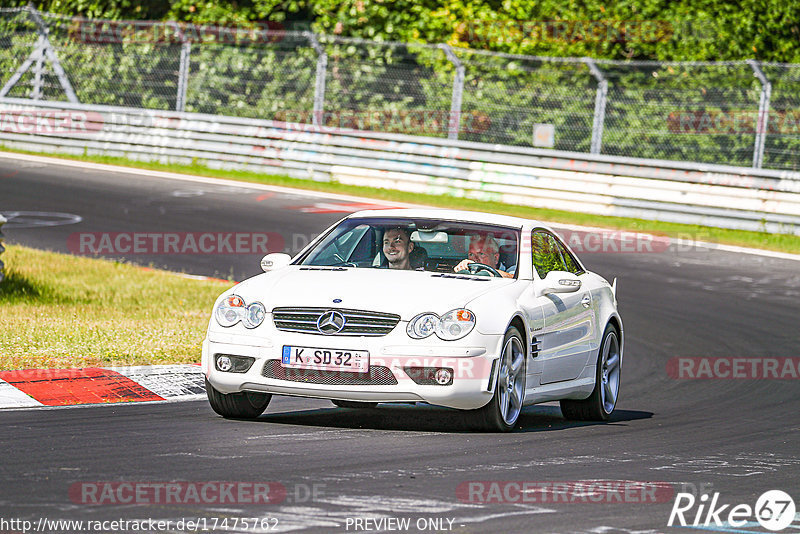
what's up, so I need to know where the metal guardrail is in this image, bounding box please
[1,98,799,236]
[0,212,6,283]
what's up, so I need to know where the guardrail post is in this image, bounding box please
[584,58,608,155]
[439,44,465,141]
[747,59,771,169]
[306,33,327,128]
[0,213,6,283]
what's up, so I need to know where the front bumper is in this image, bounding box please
[202,324,503,410]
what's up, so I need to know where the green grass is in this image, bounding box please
[0,245,233,370]
[4,146,799,254]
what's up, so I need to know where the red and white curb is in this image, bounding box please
[0,364,206,409]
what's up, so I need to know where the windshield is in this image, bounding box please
[297,217,520,277]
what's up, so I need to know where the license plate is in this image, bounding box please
[281,346,369,373]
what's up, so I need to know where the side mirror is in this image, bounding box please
[261,253,291,272]
[537,270,581,296]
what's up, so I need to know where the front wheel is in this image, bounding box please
[560,324,621,421]
[470,326,526,432]
[206,378,271,419]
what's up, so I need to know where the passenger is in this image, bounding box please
[454,234,515,278]
[382,227,415,270]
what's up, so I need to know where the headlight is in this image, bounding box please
[407,312,439,339]
[215,295,246,327]
[243,301,266,329]
[435,309,476,341]
[215,295,266,329]
[407,309,476,341]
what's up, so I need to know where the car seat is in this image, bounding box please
[409,246,428,270]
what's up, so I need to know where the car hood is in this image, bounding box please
[234,267,515,320]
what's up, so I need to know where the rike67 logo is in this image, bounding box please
[668,490,796,531]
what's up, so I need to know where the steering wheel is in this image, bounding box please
[463,262,502,277]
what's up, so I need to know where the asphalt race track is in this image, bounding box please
[1,153,799,534]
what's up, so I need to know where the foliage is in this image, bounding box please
[2,0,797,62]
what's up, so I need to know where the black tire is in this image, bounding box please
[470,326,526,432]
[205,378,271,419]
[331,400,379,409]
[560,324,621,421]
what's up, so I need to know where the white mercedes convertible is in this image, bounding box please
[202,209,623,431]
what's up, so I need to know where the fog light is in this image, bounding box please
[215,354,255,373]
[435,368,453,385]
[217,355,233,372]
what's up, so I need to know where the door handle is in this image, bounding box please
[581,295,591,308]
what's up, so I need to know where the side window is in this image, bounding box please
[532,231,566,279]
[553,238,584,275]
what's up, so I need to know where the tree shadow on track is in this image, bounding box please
[254,403,653,434]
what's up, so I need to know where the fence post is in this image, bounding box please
[0,213,6,283]
[170,22,191,112]
[306,33,327,128]
[747,59,771,169]
[439,44,465,141]
[584,58,608,155]
[176,43,191,112]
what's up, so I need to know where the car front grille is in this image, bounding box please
[272,307,400,336]
[262,360,398,385]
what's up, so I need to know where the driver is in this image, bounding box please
[382,227,415,270]
[454,234,515,278]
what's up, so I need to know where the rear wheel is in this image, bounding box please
[206,378,271,419]
[471,326,526,432]
[560,324,621,421]
[331,400,379,409]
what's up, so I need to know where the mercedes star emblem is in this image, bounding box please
[317,310,346,335]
